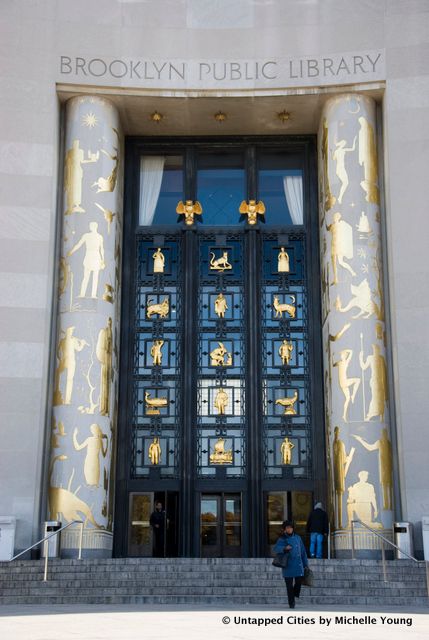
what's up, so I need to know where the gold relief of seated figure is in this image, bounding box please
[209,438,233,465]
[210,342,232,367]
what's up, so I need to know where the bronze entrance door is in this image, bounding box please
[114,137,325,558]
[200,494,242,557]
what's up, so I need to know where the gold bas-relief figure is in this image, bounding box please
[278,247,290,273]
[332,349,360,422]
[102,284,114,303]
[94,203,116,234]
[273,295,296,319]
[214,387,229,415]
[275,390,298,415]
[150,340,164,366]
[53,327,88,406]
[357,211,372,236]
[64,139,99,215]
[152,247,165,273]
[148,437,161,465]
[210,438,233,465]
[358,116,380,204]
[67,222,105,299]
[73,424,108,486]
[51,418,66,449]
[96,318,113,417]
[332,136,357,204]
[147,297,169,319]
[214,292,228,318]
[176,200,203,225]
[58,257,70,297]
[335,278,381,320]
[145,391,168,415]
[279,340,293,366]
[326,212,355,284]
[239,199,265,225]
[92,129,119,193]
[359,343,388,422]
[48,455,101,528]
[209,251,232,272]
[333,426,355,530]
[210,342,232,367]
[322,119,336,212]
[280,437,295,465]
[353,428,393,510]
[347,470,382,528]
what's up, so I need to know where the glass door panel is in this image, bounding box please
[201,495,221,557]
[224,495,241,556]
[128,492,153,556]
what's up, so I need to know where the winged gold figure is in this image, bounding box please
[239,199,265,225]
[176,200,203,225]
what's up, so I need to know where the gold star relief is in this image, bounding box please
[82,112,98,128]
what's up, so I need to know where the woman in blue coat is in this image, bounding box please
[273,520,308,608]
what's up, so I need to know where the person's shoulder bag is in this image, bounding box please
[302,565,314,586]
[272,548,289,568]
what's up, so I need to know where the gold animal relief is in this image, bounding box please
[145,391,168,415]
[210,438,233,465]
[273,295,296,319]
[239,200,265,225]
[275,390,298,415]
[147,297,169,319]
[210,251,232,272]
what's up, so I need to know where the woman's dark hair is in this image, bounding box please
[282,520,294,529]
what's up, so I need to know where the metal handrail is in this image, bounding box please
[351,518,429,598]
[9,520,84,582]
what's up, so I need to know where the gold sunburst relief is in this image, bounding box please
[82,112,98,128]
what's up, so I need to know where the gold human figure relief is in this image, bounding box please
[150,340,164,366]
[214,387,229,415]
[176,200,202,225]
[210,438,233,465]
[96,318,113,417]
[353,428,393,510]
[326,212,356,284]
[335,278,381,320]
[58,257,70,297]
[332,136,357,204]
[152,247,165,273]
[102,284,114,303]
[333,426,355,530]
[64,139,99,215]
[53,326,88,405]
[73,424,108,486]
[51,418,67,449]
[92,129,119,193]
[95,203,116,234]
[145,391,168,415]
[356,211,372,236]
[210,342,232,367]
[148,437,161,465]
[321,119,336,213]
[277,247,290,273]
[209,251,232,272]
[280,437,295,465]
[214,292,228,318]
[48,455,101,528]
[67,222,105,299]
[146,297,169,319]
[273,295,296,319]
[332,349,361,422]
[279,340,293,365]
[358,116,380,204]
[359,342,388,422]
[275,390,298,415]
[239,199,265,225]
[347,470,382,528]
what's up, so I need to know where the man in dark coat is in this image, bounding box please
[274,520,308,609]
[306,502,329,559]
[150,501,167,557]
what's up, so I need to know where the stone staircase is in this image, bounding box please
[0,558,427,607]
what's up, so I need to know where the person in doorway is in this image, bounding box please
[306,502,329,559]
[273,520,308,609]
[150,501,167,557]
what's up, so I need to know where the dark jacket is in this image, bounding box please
[306,507,329,534]
[273,533,308,578]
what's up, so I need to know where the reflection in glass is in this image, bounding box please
[197,153,245,225]
[258,153,303,225]
[139,155,183,225]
